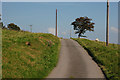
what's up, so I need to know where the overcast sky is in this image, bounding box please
[1,2,119,44]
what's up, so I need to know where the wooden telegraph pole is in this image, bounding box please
[106,0,109,46]
[56,9,57,37]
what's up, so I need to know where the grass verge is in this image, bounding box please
[72,38,119,80]
[2,29,61,78]
[0,28,2,79]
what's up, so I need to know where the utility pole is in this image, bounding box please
[29,25,32,32]
[106,0,109,46]
[56,9,57,37]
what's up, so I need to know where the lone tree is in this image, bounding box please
[8,23,20,31]
[71,16,95,38]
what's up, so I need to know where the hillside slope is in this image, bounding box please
[2,29,60,78]
[72,38,119,80]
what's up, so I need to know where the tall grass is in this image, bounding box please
[72,38,119,80]
[2,29,61,78]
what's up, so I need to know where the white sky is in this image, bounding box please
[1,0,120,2]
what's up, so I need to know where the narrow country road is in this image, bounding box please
[47,39,105,78]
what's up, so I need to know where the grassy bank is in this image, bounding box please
[2,29,61,78]
[72,38,119,80]
[0,28,2,78]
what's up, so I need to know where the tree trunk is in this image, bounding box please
[78,33,81,38]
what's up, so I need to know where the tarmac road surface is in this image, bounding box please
[47,39,105,78]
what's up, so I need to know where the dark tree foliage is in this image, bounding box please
[0,22,3,28]
[8,23,20,31]
[0,14,1,21]
[0,14,2,28]
[0,22,7,29]
[71,16,95,38]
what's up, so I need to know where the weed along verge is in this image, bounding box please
[2,29,61,78]
[72,38,119,80]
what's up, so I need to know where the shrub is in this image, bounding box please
[8,23,20,31]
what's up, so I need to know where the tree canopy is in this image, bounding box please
[0,14,4,29]
[71,16,95,38]
[0,22,3,28]
[8,23,20,31]
[0,14,1,21]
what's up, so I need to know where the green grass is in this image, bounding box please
[2,29,61,78]
[0,28,2,79]
[72,38,119,80]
